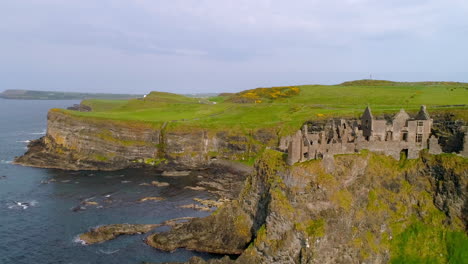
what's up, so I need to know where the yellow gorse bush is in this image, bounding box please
[230,86,300,103]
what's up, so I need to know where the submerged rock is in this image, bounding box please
[162,171,191,177]
[192,198,225,208]
[179,204,212,211]
[179,198,227,212]
[83,201,99,206]
[184,186,206,191]
[79,224,159,245]
[71,206,86,212]
[151,181,170,187]
[138,197,165,202]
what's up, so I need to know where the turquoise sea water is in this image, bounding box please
[0,99,218,264]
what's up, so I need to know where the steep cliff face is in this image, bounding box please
[14,110,278,170]
[149,150,467,264]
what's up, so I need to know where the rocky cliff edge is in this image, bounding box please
[148,150,467,264]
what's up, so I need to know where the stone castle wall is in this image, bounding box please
[283,106,459,165]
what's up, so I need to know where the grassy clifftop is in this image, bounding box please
[62,80,468,134]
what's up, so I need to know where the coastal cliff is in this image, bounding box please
[14,109,277,170]
[11,84,468,263]
[148,150,467,264]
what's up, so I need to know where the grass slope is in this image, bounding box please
[64,80,468,133]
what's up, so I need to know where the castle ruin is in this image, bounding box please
[282,105,445,165]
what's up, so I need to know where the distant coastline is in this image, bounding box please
[0,89,143,100]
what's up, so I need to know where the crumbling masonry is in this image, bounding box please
[281,106,450,165]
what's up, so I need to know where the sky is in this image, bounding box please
[1,0,467,94]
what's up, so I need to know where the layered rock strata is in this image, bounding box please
[14,109,277,170]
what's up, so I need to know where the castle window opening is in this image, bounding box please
[400,149,409,160]
[417,121,424,127]
[402,132,408,142]
[416,134,423,143]
[385,131,393,141]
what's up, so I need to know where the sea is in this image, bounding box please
[0,99,219,264]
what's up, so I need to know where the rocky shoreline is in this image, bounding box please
[73,162,251,249]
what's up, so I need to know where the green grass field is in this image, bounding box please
[63,80,468,134]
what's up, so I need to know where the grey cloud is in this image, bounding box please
[0,0,467,93]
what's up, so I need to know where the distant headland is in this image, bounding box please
[0,89,143,100]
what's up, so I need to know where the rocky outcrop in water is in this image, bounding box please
[79,224,158,245]
[79,217,197,245]
[147,150,467,264]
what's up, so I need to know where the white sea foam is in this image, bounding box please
[73,235,87,245]
[99,249,120,255]
[0,160,12,164]
[7,200,38,210]
[84,196,95,201]
[16,140,31,143]
[30,130,46,135]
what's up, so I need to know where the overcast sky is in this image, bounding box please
[1,0,467,94]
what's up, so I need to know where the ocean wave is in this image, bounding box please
[99,249,120,255]
[16,140,31,143]
[0,160,12,164]
[7,200,38,210]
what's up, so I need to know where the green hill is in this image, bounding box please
[63,80,468,134]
